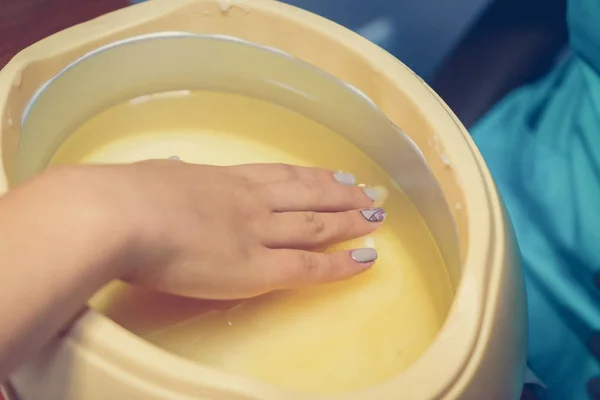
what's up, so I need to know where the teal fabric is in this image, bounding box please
[472,0,600,398]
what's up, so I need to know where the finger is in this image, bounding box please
[259,248,378,290]
[261,178,386,212]
[262,208,386,249]
[229,163,356,185]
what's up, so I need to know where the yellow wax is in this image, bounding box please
[50,90,452,394]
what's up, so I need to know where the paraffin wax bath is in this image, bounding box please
[50,90,453,394]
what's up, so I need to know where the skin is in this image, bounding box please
[0,160,384,382]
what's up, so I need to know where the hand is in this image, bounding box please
[74,160,387,300]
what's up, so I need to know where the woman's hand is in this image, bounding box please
[0,160,385,380]
[74,160,386,299]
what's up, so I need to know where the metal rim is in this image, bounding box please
[21,31,428,166]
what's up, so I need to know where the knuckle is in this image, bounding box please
[301,178,326,200]
[273,163,298,180]
[303,211,326,235]
[236,174,254,186]
[233,181,254,197]
[315,168,335,182]
[237,189,260,210]
[299,252,320,273]
[251,182,273,202]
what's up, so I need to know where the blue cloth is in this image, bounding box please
[472,0,600,398]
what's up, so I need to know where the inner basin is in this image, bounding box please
[49,89,453,394]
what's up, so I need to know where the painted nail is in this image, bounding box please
[363,186,389,207]
[351,248,378,263]
[333,171,356,185]
[364,188,377,202]
[361,208,386,222]
[168,155,181,161]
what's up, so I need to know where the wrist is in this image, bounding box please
[0,165,144,377]
[32,165,143,282]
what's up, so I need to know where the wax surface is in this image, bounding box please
[50,90,453,394]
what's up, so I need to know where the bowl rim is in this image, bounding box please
[0,0,515,398]
[19,29,461,289]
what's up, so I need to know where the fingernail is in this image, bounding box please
[363,187,380,202]
[168,155,181,161]
[351,248,378,263]
[361,208,386,222]
[333,171,356,185]
[363,186,388,206]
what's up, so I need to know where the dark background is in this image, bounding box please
[0,0,493,77]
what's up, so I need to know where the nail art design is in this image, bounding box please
[351,248,378,263]
[361,208,386,222]
[333,171,356,185]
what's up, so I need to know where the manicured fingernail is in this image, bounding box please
[333,171,356,185]
[363,186,388,206]
[168,155,180,161]
[361,208,386,222]
[351,248,378,263]
[364,187,380,202]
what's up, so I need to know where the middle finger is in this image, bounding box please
[262,208,386,249]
